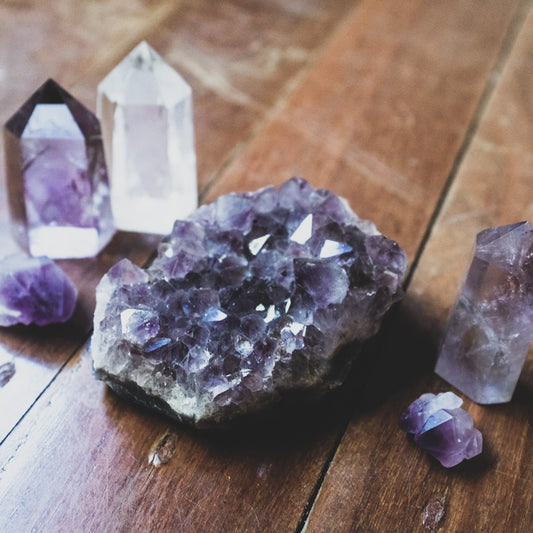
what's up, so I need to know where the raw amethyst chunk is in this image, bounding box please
[91,178,407,426]
[400,392,482,467]
[0,254,77,326]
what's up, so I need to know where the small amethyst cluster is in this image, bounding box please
[0,254,77,327]
[92,178,407,426]
[400,392,483,467]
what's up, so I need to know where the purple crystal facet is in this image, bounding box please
[92,178,407,426]
[400,392,482,468]
[0,254,77,326]
[3,79,114,258]
[435,221,533,404]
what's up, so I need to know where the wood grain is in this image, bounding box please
[304,3,533,532]
[0,0,530,532]
[0,0,354,444]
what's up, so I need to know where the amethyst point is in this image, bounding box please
[400,392,482,468]
[435,221,533,404]
[3,79,113,258]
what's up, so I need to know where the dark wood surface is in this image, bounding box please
[0,1,531,531]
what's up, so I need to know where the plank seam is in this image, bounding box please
[295,1,533,531]
[199,1,365,204]
[402,0,533,289]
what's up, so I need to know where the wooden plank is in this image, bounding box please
[0,0,186,439]
[0,0,354,443]
[304,4,533,532]
[203,0,520,258]
[0,1,521,531]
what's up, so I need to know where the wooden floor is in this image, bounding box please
[0,1,532,531]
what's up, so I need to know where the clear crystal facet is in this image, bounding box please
[435,221,533,403]
[3,79,114,258]
[97,41,197,234]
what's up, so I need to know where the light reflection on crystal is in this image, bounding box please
[320,239,353,258]
[290,214,313,244]
[248,234,270,255]
[145,337,171,353]
[92,178,407,426]
[264,305,279,323]
[203,307,227,322]
[120,308,160,344]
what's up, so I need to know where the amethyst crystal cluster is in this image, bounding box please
[400,392,482,467]
[92,178,407,426]
[436,222,533,404]
[0,254,77,326]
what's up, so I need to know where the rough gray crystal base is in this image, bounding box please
[91,178,407,426]
[435,221,533,404]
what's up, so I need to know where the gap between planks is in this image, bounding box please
[0,0,361,450]
[199,0,366,203]
[295,1,533,531]
[403,0,533,289]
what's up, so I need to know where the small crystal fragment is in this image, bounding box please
[0,254,77,326]
[400,392,482,468]
[0,349,16,387]
[3,79,113,258]
[97,41,197,234]
[435,222,533,404]
[92,178,407,426]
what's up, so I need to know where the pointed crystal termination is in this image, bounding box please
[97,41,198,234]
[0,254,77,326]
[3,79,114,258]
[91,178,408,427]
[400,392,482,468]
[435,222,533,404]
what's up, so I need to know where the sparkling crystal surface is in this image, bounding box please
[92,178,407,426]
[435,221,533,404]
[97,41,197,234]
[400,392,482,468]
[3,79,113,258]
[0,254,77,326]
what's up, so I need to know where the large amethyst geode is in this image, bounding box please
[91,178,407,426]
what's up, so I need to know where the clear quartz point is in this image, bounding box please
[97,41,198,234]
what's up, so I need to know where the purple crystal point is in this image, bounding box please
[435,221,533,404]
[400,392,482,468]
[92,178,407,426]
[3,79,113,258]
[0,254,77,326]
[399,391,462,434]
